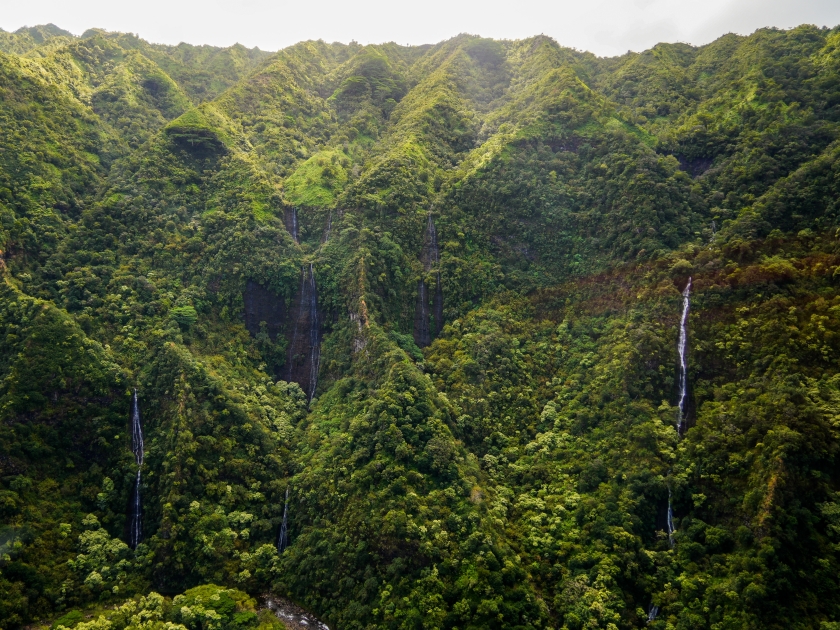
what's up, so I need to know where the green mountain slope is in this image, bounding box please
[1,23,840,630]
[0,24,75,55]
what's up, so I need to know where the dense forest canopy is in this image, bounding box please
[2,20,840,630]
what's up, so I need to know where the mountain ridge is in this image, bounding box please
[1,22,840,630]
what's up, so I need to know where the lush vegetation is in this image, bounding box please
[1,22,840,630]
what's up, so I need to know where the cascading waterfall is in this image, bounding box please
[286,265,321,403]
[414,213,442,347]
[415,280,431,347]
[277,486,289,552]
[428,215,443,337]
[667,488,676,548]
[286,268,306,383]
[129,389,144,549]
[427,213,439,266]
[433,272,443,337]
[283,207,300,243]
[306,264,320,402]
[323,210,332,244]
[647,604,659,623]
[677,278,692,436]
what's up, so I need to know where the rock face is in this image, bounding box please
[243,274,321,398]
[243,280,287,341]
[285,265,321,402]
[413,215,443,347]
[413,278,431,348]
[433,270,443,339]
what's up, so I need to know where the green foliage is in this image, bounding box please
[170,305,199,328]
[0,24,74,55]
[2,22,840,630]
[283,149,350,207]
[50,585,281,630]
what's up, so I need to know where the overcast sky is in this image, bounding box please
[1,0,839,57]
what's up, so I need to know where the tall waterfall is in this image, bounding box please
[667,488,676,548]
[428,215,443,337]
[306,264,320,402]
[677,278,692,435]
[427,213,439,267]
[647,604,659,623]
[287,269,305,382]
[415,279,431,347]
[414,214,443,347]
[286,265,321,403]
[433,272,443,338]
[323,210,332,244]
[129,389,144,549]
[285,207,299,243]
[277,486,289,552]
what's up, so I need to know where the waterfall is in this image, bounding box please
[129,389,144,550]
[286,269,306,383]
[284,207,300,243]
[277,486,289,552]
[667,488,676,548]
[427,214,439,267]
[428,215,443,337]
[306,264,320,402]
[415,279,431,347]
[323,210,332,244]
[433,271,443,338]
[286,265,321,403]
[414,213,442,346]
[677,278,691,435]
[647,604,659,623]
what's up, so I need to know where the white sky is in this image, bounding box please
[1,0,839,57]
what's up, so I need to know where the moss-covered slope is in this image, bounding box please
[2,23,840,630]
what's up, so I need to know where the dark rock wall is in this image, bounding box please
[286,266,321,400]
[243,280,287,341]
[413,215,443,348]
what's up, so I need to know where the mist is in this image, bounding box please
[2,0,839,56]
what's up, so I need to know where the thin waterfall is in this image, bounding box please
[415,280,431,347]
[286,265,321,402]
[433,271,443,338]
[129,389,144,550]
[306,264,321,402]
[277,486,289,552]
[647,604,659,623]
[286,268,307,383]
[414,213,442,347]
[427,214,439,266]
[677,278,692,435]
[428,215,443,337]
[285,207,300,243]
[323,210,332,244]
[667,488,676,548]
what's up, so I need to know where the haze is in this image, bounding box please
[1,0,839,56]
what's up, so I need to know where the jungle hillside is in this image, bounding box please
[2,21,840,630]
